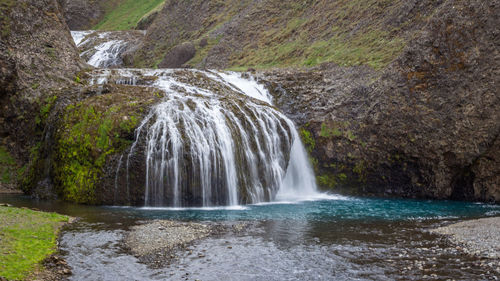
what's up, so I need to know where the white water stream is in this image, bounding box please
[72,32,322,207]
[71,31,128,68]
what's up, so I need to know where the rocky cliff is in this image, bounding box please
[259,0,499,202]
[0,0,159,202]
[0,0,85,190]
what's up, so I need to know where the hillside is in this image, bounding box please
[130,0,439,69]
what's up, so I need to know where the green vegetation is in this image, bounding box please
[179,0,406,70]
[36,95,58,125]
[94,0,165,30]
[317,172,348,189]
[299,128,315,153]
[53,90,158,204]
[187,36,223,67]
[0,206,68,280]
[319,122,359,142]
[232,23,403,70]
[0,146,16,185]
[320,123,342,138]
[0,0,15,38]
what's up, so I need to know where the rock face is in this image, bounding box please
[0,0,85,188]
[58,0,105,30]
[259,0,500,202]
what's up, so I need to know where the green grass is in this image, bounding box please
[0,207,69,280]
[94,0,165,30]
[231,25,404,70]
[0,146,16,184]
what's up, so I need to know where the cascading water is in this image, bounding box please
[71,31,134,68]
[72,31,321,207]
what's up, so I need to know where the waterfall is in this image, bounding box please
[71,31,130,68]
[88,69,319,207]
[72,31,319,207]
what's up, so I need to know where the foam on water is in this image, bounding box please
[139,205,250,211]
[209,71,273,104]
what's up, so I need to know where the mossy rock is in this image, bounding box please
[53,85,160,204]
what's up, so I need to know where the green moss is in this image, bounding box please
[55,104,125,203]
[320,123,342,138]
[37,95,58,125]
[0,0,15,38]
[353,160,367,182]
[53,89,157,204]
[0,207,68,280]
[94,0,165,30]
[317,172,348,189]
[299,128,315,153]
[0,146,16,184]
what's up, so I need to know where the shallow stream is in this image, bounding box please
[2,194,499,280]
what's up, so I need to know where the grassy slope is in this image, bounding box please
[230,0,406,70]
[134,0,410,70]
[228,0,405,70]
[0,207,69,280]
[94,0,165,30]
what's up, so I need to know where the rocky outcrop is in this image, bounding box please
[259,0,500,202]
[50,84,160,204]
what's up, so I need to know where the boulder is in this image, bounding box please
[158,42,196,68]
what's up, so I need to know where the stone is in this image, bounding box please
[158,42,196,68]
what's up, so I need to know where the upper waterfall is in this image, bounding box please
[71,30,144,68]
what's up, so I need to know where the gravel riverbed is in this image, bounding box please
[125,220,248,268]
[431,216,500,270]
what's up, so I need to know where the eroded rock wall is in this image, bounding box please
[0,0,85,186]
[260,0,500,202]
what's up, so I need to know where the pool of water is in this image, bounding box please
[1,194,499,280]
[2,193,498,223]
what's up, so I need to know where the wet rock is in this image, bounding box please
[76,30,145,68]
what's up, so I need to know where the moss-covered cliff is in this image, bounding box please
[0,0,86,193]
